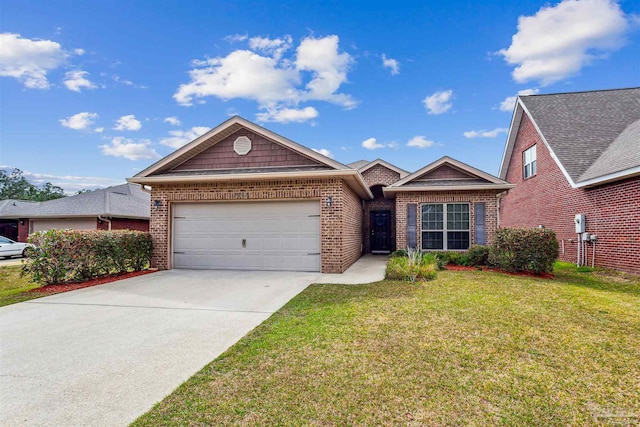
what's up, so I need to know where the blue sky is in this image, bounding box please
[1,0,638,193]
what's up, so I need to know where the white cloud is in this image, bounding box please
[248,35,292,60]
[100,137,160,160]
[94,127,104,133]
[423,90,453,115]
[463,128,509,138]
[113,114,142,131]
[60,112,98,130]
[312,148,333,158]
[381,54,399,75]
[112,74,147,89]
[499,88,539,112]
[256,106,318,123]
[159,126,210,149]
[0,33,68,89]
[498,0,630,85]
[407,136,436,148]
[296,35,355,108]
[73,48,85,56]
[174,34,356,115]
[174,50,299,106]
[163,116,181,126]
[63,70,96,92]
[362,137,385,150]
[224,34,248,43]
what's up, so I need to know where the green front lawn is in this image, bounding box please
[0,265,52,306]
[135,263,638,425]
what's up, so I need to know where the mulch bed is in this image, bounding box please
[445,264,554,279]
[28,269,157,294]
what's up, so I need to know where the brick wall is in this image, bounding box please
[500,113,640,275]
[17,219,29,242]
[361,164,401,187]
[395,191,499,250]
[340,181,364,270]
[361,165,400,253]
[97,218,150,232]
[149,178,363,273]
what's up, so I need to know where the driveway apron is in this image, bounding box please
[0,269,321,426]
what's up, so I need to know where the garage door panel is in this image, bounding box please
[173,201,321,272]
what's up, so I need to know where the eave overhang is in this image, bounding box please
[128,169,374,199]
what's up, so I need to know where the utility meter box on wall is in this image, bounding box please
[575,214,586,233]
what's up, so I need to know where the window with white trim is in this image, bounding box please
[421,203,470,250]
[523,145,537,179]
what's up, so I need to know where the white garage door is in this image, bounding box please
[31,218,96,233]
[172,201,321,272]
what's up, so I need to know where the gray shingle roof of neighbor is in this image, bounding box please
[0,183,150,219]
[519,87,640,184]
[347,160,371,169]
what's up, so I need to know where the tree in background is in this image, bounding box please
[0,169,65,201]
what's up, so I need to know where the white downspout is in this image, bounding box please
[98,215,112,231]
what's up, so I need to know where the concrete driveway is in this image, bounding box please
[0,269,323,426]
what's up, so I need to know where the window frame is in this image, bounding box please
[420,202,471,251]
[523,145,537,179]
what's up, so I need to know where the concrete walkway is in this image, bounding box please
[0,255,387,426]
[318,254,388,284]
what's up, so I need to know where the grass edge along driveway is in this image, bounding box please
[133,263,640,426]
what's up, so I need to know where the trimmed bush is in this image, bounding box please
[488,227,559,274]
[23,229,153,285]
[385,249,438,283]
[466,245,489,266]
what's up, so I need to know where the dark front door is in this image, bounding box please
[370,210,391,253]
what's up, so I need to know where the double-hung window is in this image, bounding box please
[421,203,470,250]
[523,145,537,179]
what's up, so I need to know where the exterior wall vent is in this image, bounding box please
[234,136,252,156]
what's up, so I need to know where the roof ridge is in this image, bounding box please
[525,87,640,98]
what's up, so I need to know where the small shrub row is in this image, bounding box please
[23,229,153,285]
[488,227,558,274]
[389,227,558,276]
[386,249,438,283]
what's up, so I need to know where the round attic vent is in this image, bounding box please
[234,136,252,155]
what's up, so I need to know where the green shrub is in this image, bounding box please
[488,227,559,274]
[23,229,153,285]
[385,249,438,283]
[466,245,489,266]
[390,249,408,258]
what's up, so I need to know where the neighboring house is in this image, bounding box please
[0,183,150,242]
[129,116,513,273]
[499,87,640,275]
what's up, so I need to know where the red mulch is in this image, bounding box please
[445,264,554,279]
[29,270,157,294]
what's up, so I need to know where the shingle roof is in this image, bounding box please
[0,183,150,219]
[519,87,640,184]
[347,160,371,169]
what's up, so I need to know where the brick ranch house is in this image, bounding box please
[0,183,150,242]
[499,87,640,275]
[129,116,513,273]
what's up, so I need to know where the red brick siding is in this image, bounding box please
[340,181,364,270]
[17,219,29,242]
[149,178,363,273]
[361,164,401,187]
[360,165,400,253]
[97,218,150,232]
[395,191,499,250]
[500,113,640,275]
[173,129,320,170]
